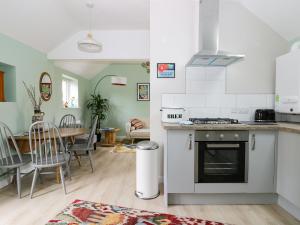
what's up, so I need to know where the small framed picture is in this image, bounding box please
[157,63,175,78]
[137,83,150,101]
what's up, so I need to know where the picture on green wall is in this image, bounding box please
[137,83,150,101]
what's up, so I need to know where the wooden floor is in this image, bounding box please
[0,147,299,225]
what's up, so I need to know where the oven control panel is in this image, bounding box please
[195,131,249,142]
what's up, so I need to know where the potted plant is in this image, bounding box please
[86,94,110,142]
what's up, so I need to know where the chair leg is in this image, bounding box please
[30,168,38,199]
[88,151,94,173]
[131,138,134,144]
[66,163,71,181]
[59,166,67,195]
[16,167,21,198]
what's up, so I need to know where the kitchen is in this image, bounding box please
[157,0,300,222]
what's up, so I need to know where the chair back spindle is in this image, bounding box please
[0,122,22,167]
[29,121,66,167]
[59,114,76,128]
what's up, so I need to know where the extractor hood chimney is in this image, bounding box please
[187,0,245,67]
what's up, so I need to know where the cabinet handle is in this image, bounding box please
[188,133,192,150]
[251,133,256,151]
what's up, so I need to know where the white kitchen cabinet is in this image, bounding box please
[248,131,276,193]
[166,130,195,193]
[277,131,300,209]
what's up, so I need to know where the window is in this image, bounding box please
[62,75,79,108]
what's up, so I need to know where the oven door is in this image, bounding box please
[196,142,248,183]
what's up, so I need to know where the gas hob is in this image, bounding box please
[189,118,240,125]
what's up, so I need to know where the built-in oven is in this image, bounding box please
[195,131,249,183]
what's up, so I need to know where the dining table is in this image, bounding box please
[14,128,87,153]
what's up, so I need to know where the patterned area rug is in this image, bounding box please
[46,199,230,225]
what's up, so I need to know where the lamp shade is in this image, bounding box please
[111,76,127,86]
[78,33,102,53]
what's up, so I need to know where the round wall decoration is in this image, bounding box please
[39,72,52,101]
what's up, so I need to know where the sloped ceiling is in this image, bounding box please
[0,0,150,53]
[53,60,110,79]
[0,0,299,79]
[237,0,300,41]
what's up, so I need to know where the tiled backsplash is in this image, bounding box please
[161,67,275,121]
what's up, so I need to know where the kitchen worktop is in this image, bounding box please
[162,122,300,134]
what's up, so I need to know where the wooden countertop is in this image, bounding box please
[162,122,300,134]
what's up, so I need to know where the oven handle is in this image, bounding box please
[206,143,241,149]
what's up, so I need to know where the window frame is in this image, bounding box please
[62,74,79,109]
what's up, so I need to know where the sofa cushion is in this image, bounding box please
[130,128,150,138]
[131,118,144,129]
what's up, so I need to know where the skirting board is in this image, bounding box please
[167,193,277,205]
[278,195,300,220]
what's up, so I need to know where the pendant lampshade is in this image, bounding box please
[78,1,102,53]
[78,33,102,53]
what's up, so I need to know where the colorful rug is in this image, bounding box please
[46,199,230,225]
[112,144,136,153]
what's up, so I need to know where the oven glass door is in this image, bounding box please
[197,142,246,183]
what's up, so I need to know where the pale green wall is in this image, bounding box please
[0,33,90,134]
[90,64,150,136]
[0,33,90,182]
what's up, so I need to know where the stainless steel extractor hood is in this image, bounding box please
[187,0,245,67]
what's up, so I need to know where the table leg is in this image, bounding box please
[74,152,81,166]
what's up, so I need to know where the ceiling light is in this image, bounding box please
[78,1,102,53]
[78,33,102,53]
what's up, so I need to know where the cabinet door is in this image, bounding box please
[167,130,194,193]
[277,132,300,208]
[248,131,276,193]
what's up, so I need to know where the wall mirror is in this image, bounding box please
[39,72,52,101]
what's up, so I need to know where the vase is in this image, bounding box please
[32,110,45,124]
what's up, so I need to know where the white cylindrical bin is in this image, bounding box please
[135,141,160,199]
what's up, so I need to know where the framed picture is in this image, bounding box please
[157,63,175,78]
[137,83,150,101]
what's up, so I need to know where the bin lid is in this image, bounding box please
[136,141,159,150]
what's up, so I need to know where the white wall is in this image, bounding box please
[150,0,289,177]
[150,0,198,176]
[47,30,149,60]
[220,1,289,93]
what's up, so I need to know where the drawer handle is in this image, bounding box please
[251,134,256,151]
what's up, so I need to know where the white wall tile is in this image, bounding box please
[205,67,226,81]
[161,94,174,108]
[185,67,205,81]
[187,81,225,94]
[187,107,221,118]
[266,94,275,109]
[172,94,186,108]
[184,94,206,108]
[206,94,236,108]
[236,94,267,108]
[161,94,185,108]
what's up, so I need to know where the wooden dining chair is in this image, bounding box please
[29,121,70,198]
[59,114,76,128]
[0,122,31,198]
[68,116,98,172]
